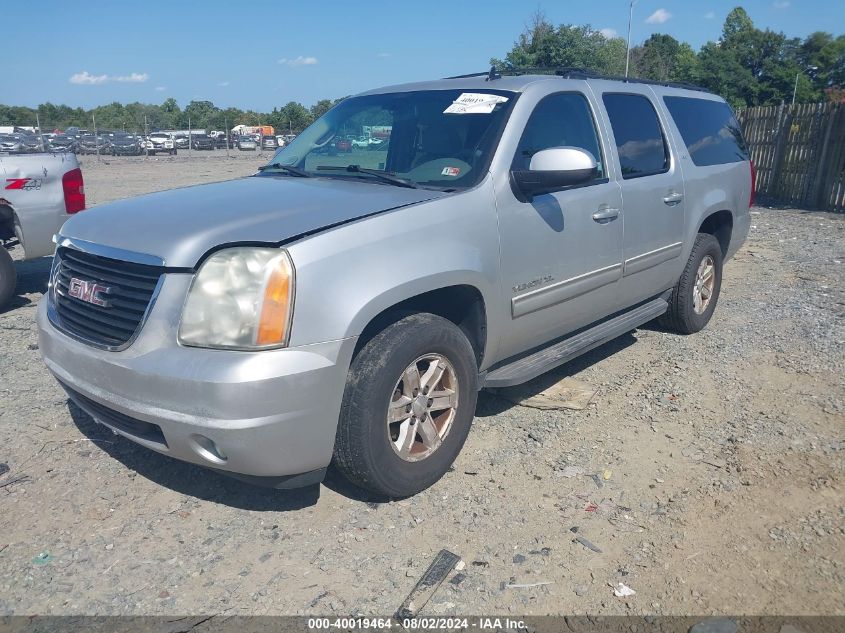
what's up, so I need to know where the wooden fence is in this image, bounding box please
[737,102,845,212]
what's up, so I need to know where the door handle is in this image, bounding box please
[663,191,684,206]
[592,206,620,223]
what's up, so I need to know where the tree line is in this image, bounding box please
[0,97,344,136]
[492,7,844,109]
[2,6,843,134]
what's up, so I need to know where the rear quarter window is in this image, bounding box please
[663,96,749,166]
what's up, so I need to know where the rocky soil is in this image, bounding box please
[1,153,843,617]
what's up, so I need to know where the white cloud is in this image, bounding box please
[773,1,790,8]
[645,8,672,24]
[278,56,318,67]
[599,28,618,39]
[217,81,230,87]
[376,52,391,58]
[704,11,716,19]
[155,86,166,92]
[69,70,148,84]
[69,71,108,85]
[114,72,148,83]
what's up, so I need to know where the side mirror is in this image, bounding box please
[511,147,598,201]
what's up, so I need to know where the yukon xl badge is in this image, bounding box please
[67,277,112,307]
[513,274,554,294]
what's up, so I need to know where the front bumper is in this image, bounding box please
[37,273,357,485]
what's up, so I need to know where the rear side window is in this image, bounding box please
[664,96,749,166]
[602,93,669,179]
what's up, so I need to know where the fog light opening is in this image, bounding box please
[189,434,228,464]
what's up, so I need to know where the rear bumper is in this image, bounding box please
[37,277,357,484]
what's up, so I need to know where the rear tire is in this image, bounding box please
[660,233,723,334]
[333,313,478,498]
[0,247,17,309]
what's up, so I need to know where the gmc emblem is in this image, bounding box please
[68,277,112,307]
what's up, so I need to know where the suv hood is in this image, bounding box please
[59,175,447,268]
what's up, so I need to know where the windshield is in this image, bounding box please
[259,89,516,190]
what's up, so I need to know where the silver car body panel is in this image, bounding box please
[57,176,446,268]
[38,74,751,480]
[0,152,81,259]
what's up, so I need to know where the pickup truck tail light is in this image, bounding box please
[749,160,757,208]
[63,167,86,214]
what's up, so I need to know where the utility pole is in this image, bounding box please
[144,114,149,159]
[625,0,636,78]
[35,112,45,152]
[224,116,230,158]
[188,115,192,159]
[93,113,99,162]
[792,65,819,106]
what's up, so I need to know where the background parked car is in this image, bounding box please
[111,134,144,156]
[77,135,111,155]
[48,134,77,153]
[261,135,278,150]
[173,135,190,150]
[334,137,352,152]
[190,133,215,150]
[146,133,176,155]
[0,135,25,153]
[237,135,257,151]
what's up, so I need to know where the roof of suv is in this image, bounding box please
[361,69,718,100]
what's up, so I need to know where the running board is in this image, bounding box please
[482,298,668,388]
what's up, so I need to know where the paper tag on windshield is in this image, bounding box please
[444,93,509,114]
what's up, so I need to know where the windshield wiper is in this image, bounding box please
[316,165,418,189]
[257,163,312,177]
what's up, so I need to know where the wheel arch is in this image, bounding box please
[0,200,19,243]
[697,209,733,258]
[353,282,488,369]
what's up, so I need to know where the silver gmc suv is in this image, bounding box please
[38,70,753,497]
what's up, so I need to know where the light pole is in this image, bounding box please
[625,0,636,78]
[792,65,818,105]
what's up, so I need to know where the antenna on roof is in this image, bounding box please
[486,66,502,81]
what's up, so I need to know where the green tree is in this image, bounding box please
[310,99,334,120]
[631,34,699,83]
[491,12,626,74]
[180,100,220,129]
[270,101,312,133]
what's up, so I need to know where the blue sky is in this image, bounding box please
[4,0,842,111]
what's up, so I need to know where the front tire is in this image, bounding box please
[333,313,478,498]
[660,233,723,334]
[0,247,17,309]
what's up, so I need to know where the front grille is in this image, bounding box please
[62,382,167,446]
[52,247,163,349]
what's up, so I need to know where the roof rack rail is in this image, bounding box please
[444,66,711,93]
[443,66,502,81]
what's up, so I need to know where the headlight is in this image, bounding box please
[179,247,294,350]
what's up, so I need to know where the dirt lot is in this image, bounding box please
[1,153,843,617]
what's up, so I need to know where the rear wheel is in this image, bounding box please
[0,247,17,309]
[333,313,478,497]
[660,233,723,334]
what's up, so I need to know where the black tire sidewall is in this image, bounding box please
[335,313,478,497]
[680,234,723,332]
[0,247,17,309]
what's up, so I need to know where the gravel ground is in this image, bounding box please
[1,153,843,617]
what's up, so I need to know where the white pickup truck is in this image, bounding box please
[0,152,86,307]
